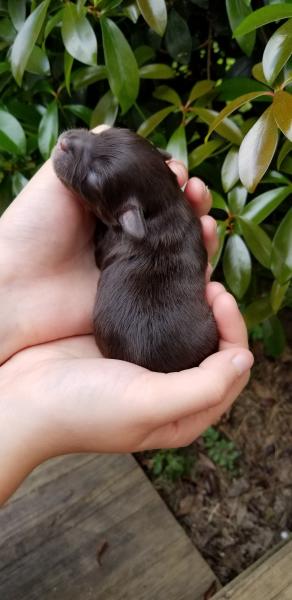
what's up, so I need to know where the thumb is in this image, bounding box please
[143,348,254,425]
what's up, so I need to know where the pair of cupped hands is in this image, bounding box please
[0,125,253,504]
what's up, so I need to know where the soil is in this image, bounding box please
[137,343,292,585]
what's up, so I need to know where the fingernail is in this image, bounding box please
[232,352,254,376]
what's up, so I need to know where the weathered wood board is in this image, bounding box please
[212,539,292,600]
[0,454,217,600]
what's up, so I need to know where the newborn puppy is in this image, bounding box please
[52,128,218,372]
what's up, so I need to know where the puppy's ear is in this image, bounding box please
[118,200,146,240]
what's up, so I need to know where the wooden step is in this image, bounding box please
[0,454,218,599]
[212,539,292,600]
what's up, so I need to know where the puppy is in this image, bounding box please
[52,128,218,372]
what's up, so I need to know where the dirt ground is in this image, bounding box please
[138,343,292,584]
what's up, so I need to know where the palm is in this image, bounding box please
[0,161,99,345]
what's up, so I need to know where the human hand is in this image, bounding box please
[0,282,253,503]
[0,127,214,364]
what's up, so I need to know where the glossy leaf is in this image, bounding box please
[239,106,278,192]
[192,107,243,145]
[242,186,292,223]
[64,104,92,126]
[139,64,175,79]
[271,207,292,284]
[134,45,155,66]
[64,51,73,96]
[262,316,285,358]
[0,109,26,155]
[234,4,292,37]
[137,0,167,36]
[206,91,271,140]
[189,139,225,170]
[166,125,188,168]
[38,101,58,160]
[221,147,239,192]
[228,185,247,214]
[211,190,228,212]
[8,0,26,31]
[239,217,272,268]
[12,171,28,196]
[26,46,50,76]
[101,17,139,113]
[153,85,181,106]
[62,3,97,66]
[271,279,289,313]
[165,8,192,65]
[72,65,107,90]
[211,221,227,270]
[223,234,251,298]
[187,80,214,104]
[252,62,269,85]
[243,297,274,330]
[262,170,291,185]
[263,19,292,85]
[44,9,63,39]
[273,90,292,142]
[226,0,255,56]
[277,139,292,170]
[90,90,119,128]
[10,0,51,85]
[137,106,175,137]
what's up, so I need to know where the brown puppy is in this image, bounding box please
[52,128,218,372]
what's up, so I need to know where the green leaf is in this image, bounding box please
[223,234,251,298]
[211,190,229,212]
[44,9,63,39]
[187,80,214,104]
[12,171,28,196]
[243,296,274,330]
[0,109,26,155]
[271,207,292,284]
[273,90,292,142]
[211,220,227,270]
[262,170,291,185]
[234,4,292,37]
[263,19,292,85]
[64,50,73,95]
[252,62,269,86]
[191,107,243,145]
[277,138,292,169]
[166,125,188,168]
[139,63,175,79]
[137,0,167,36]
[26,46,50,76]
[189,139,225,170]
[134,45,155,66]
[238,217,272,268]
[153,85,181,106]
[62,3,97,66]
[72,65,107,89]
[90,90,118,128]
[137,105,175,137]
[10,0,51,85]
[242,186,292,223]
[64,104,92,126]
[239,106,279,192]
[221,147,239,192]
[8,0,26,31]
[271,279,289,312]
[0,18,15,46]
[262,316,285,358]
[165,8,192,65]
[228,184,247,214]
[226,0,255,56]
[38,101,58,160]
[101,17,139,113]
[206,91,271,140]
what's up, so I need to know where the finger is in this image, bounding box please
[200,215,218,259]
[184,177,212,216]
[211,290,249,349]
[166,159,188,187]
[206,281,226,305]
[142,347,253,427]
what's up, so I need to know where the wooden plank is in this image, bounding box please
[0,454,217,600]
[212,539,292,600]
